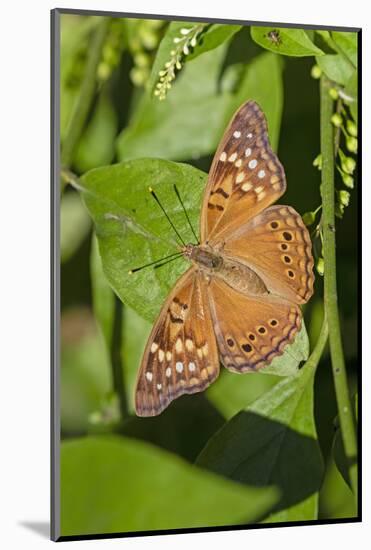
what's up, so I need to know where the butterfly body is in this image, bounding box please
[185,243,269,296]
[135,100,314,417]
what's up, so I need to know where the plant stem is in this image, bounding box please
[320,75,358,499]
[60,17,110,185]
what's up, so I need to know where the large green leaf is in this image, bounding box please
[81,158,205,322]
[316,54,354,86]
[117,44,233,162]
[197,364,324,522]
[61,435,279,536]
[117,50,283,162]
[331,31,357,68]
[251,27,324,57]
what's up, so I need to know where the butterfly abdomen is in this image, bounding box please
[218,258,269,296]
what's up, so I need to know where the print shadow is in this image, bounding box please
[121,393,225,463]
[196,411,324,516]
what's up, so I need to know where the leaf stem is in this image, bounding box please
[61,17,110,184]
[320,75,358,499]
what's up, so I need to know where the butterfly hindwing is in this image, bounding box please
[201,100,286,242]
[208,277,302,372]
[135,268,219,417]
[223,205,315,304]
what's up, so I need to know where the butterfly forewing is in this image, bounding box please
[208,277,302,372]
[201,101,286,243]
[224,205,315,304]
[135,269,219,417]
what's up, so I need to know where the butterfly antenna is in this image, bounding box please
[173,184,199,244]
[148,187,186,247]
[128,251,183,274]
[153,254,183,270]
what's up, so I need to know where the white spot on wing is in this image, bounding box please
[176,362,184,373]
[157,383,162,390]
[235,159,242,167]
[258,169,266,179]
[219,151,227,162]
[228,152,237,162]
[248,159,258,169]
[233,131,241,138]
[146,372,153,382]
[166,367,172,378]
[150,343,158,353]
[245,148,251,157]
[236,172,245,184]
[189,362,196,372]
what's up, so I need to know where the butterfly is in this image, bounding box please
[135,100,314,417]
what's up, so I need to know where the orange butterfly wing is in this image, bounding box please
[135,268,219,417]
[208,277,302,372]
[200,100,286,243]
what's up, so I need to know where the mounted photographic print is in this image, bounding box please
[51,8,361,542]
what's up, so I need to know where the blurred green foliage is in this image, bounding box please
[59,14,358,537]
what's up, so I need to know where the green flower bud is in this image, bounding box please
[316,257,324,276]
[311,65,322,79]
[339,149,356,174]
[331,113,342,127]
[339,190,350,207]
[335,203,345,218]
[302,211,316,226]
[346,136,358,153]
[346,119,357,137]
[341,173,354,189]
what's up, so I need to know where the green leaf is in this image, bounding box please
[60,191,91,263]
[332,393,358,490]
[316,54,354,86]
[186,24,242,61]
[251,27,324,57]
[261,323,310,376]
[80,158,205,322]
[61,435,279,536]
[117,50,283,162]
[74,90,118,173]
[118,44,233,162]
[231,52,283,151]
[331,31,358,68]
[343,70,358,123]
[207,322,309,419]
[197,364,324,522]
[207,370,279,420]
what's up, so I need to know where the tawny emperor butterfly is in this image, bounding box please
[134,100,314,417]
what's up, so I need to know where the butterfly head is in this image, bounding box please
[183,243,223,271]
